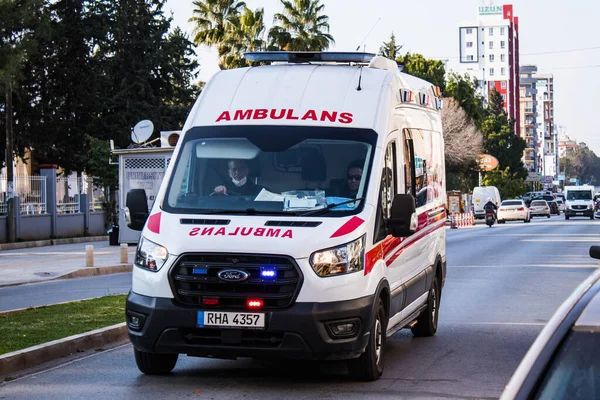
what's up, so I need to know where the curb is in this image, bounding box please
[0,264,133,289]
[0,323,127,377]
[0,236,109,251]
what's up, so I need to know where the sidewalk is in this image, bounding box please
[0,241,136,287]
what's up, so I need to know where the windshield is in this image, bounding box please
[533,331,600,400]
[163,126,376,216]
[531,201,546,206]
[501,201,522,206]
[567,191,592,201]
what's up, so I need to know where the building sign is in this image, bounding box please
[478,5,503,15]
[476,154,499,171]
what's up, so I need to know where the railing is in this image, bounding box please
[0,175,47,215]
[56,177,81,214]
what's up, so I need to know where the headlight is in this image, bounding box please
[309,236,365,277]
[135,237,169,272]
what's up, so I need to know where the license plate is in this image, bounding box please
[197,311,265,329]
[577,212,583,215]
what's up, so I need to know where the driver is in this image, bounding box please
[213,159,263,196]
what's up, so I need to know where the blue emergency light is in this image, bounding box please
[260,267,277,279]
[244,51,375,64]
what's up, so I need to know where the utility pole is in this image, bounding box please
[5,79,15,242]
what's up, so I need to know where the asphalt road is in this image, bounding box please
[0,273,132,312]
[2,215,599,399]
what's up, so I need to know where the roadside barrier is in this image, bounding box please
[448,212,475,229]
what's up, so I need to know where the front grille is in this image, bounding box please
[572,205,587,210]
[170,253,303,309]
[180,328,284,348]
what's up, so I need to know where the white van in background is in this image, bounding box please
[472,186,501,219]
[123,51,447,382]
[564,185,594,220]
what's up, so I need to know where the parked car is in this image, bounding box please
[497,199,531,223]
[529,200,551,218]
[500,248,600,399]
[547,201,560,215]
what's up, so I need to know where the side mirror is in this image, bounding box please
[126,189,149,231]
[386,194,418,237]
[590,246,600,260]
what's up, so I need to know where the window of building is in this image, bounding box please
[466,41,473,48]
[500,27,505,35]
[489,41,494,49]
[466,55,474,61]
[489,54,495,62]
[500,41,506,49]
[502,81,507,89]
[466,28,473,34]
[501,67,505,76]
[489,27,494,35]
[490,68,495,76]
[501,54,506,62]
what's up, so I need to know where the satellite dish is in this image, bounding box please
[131,120,154,144]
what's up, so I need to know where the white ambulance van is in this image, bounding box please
[124,52,446,381]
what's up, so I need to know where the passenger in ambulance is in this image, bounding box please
[213,159,263,196]
[337,159,364,198]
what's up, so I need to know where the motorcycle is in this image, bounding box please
[485,210,496,227]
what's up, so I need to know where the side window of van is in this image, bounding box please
[375,142,397,242]
[403,129,443,208]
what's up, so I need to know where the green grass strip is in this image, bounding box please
[0,294,126,355]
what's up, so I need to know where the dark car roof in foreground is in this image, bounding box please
[500,268,600,399]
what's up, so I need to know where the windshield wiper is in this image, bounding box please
[201,208,298,216]
[299,198,365,217]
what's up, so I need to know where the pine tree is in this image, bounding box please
[378,32,402,60]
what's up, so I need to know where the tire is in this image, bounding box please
[347,297,386,381]
[565,215,569,220]
[411,274,440,338]
[591,215,595,220]
[134,348,178,375]
[547,214,551,218]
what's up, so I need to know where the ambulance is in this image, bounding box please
[124,51,447,381]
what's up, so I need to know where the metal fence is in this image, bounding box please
[0,175,47,215]
[56,176,81,214]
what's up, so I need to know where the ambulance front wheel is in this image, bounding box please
[411,274,440,337]
[134,348,178,375]
[347,297,386,381]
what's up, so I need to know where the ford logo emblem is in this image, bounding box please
[217,269,249,282]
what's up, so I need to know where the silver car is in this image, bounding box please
[500,246,600,399]
[529,200,551,218]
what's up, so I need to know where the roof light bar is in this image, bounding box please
[244,51,376,64]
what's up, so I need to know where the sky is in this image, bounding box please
[163,0,600,154]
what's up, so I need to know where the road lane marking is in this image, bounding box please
[521,239,600,242]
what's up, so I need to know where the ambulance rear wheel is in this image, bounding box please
[134,348,178,375]
[347,297,386,381]
[411,274,440,337]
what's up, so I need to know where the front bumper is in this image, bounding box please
[565,209,594,217]
[126,291,374,361]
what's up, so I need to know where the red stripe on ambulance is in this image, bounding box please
[216,109,353,124]
[330,216,365,238]
[147,212,161,234]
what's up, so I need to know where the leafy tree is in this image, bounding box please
[560,143,600,185]
[190,0,245,69]
[0,0,48,169]
[378,32,402,60]
[445,72,486,125]
[397,53,446,92]
[480,89,527,180]
[268,0,334,51]
[482,167,526,199]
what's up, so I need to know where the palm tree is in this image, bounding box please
[222,7,266,69]
[268,0,334,51]
[189,0,245,68]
